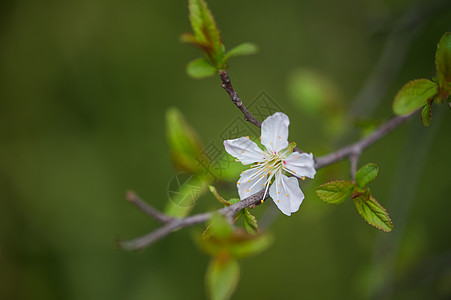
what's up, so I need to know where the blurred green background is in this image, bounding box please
[1,0,451,299]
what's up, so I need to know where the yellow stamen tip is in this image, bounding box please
[277,200,280,202]
[286,194,289,197]
[247,189,250,192]
[261,200,264,203]
[247,180,250,183]
[238,182,241,185]
[242,150,245,153]
[246,136,249,139]
[302,176,305,181]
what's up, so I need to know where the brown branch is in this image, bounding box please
[119,65,419,251]
[120,111,415,250]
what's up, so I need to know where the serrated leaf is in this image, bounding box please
[186,58,217,79]
[393,79,438,115]
[435,32,451,90]
[421,102,432,126]
[243,208,258,234]
[206,256,239,300]
[355,163,379,188]
[224,43,258,61]
[316,180,354,204]
[353,193,393,232]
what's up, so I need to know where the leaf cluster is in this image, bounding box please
[316,163,393,232]
[182,0,258,78]
[393,32,451,126]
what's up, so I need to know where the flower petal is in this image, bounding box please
[260,112,289,153]
[283,152,316,179]
[237,167,267,200]
[224,137,266,165]
[269,173,304,216]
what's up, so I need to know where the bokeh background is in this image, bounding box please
[1,0,451,299]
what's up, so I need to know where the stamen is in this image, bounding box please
[302,176,305,181]
[247,189,250,192]
[277,200,280,202]
[246,136,249,139]
[286,194,289,197]
[261,200,264,203]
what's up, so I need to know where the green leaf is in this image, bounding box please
[355,163,379,188]
[228,232,273,259]
[208,214,233,239]
[393,79,438,115]
[206,256,239,300]
[224,43,258,61]
[243,208,258,234]
[188,0,223,63]
[316,180,354,204]
[209,185,230,206]
[353,192,393,232]
[421,102,432,127]
[166,107,203,173]
[435,32,451,91]
[186,58,217,79]
[165,175,207,218]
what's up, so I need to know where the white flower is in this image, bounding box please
[223,112,316,216]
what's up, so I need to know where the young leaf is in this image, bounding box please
[228,232,273,259]
[353,193,393,232]
[316,180,354,204]
[209,185,231,206]
[421,102,432,127]
[393,79,438,115]
[224,43,258,61]
[355,163,379,188]
[166,107,203,173]
[206,256,239,300]
[186,58,217,79]
[188,0,224,64]
[243,208,258,234]
[435,32,451,91]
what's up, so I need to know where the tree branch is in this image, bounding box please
[119,57,422,251]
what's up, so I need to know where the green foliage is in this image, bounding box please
[166,107,204,173]
[165,175,207,218]
[243,208,259,234]
[224,43,258,61]
[183,0,257,77]
[421,101,432,126]
[316,163,392,231]
[187,58,218,79]
[355,163,379,188]
[316,180,354,204]
[206,256,239,300]
[393,79,438,115]
[352,191,393,232]
[209,185,231,206]
[435,32,451,97]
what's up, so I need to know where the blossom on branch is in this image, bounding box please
[223,112,316,216]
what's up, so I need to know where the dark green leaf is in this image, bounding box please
[355,163,379,188]
[435,32,451,90]
[186,58,217,79]
[421,102,432,127]
[316,180,354,204]
[206,256,239,300]
[224,43,258,61]
[353,192,393,232]
[243,208,258,234]
[393,79,438,115]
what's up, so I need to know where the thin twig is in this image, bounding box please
[349,151,361,180]
[126,191,174,224]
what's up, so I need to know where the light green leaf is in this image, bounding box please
[228,232,273,259]
[393,79,438,115]
[188,0,223,63]
[206,257,239,300]
[224,43,258,61]
[186,58,217,79]
[209,185,231,206]
[353,192,393,232]
[421,102,432,127]
[316,180,354,204]
[435,32,451,90]
[243,208,258,234]
[166,107,203,173]
[355,163,379,188]
[208,213,233,239]
[165,175,207,218]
